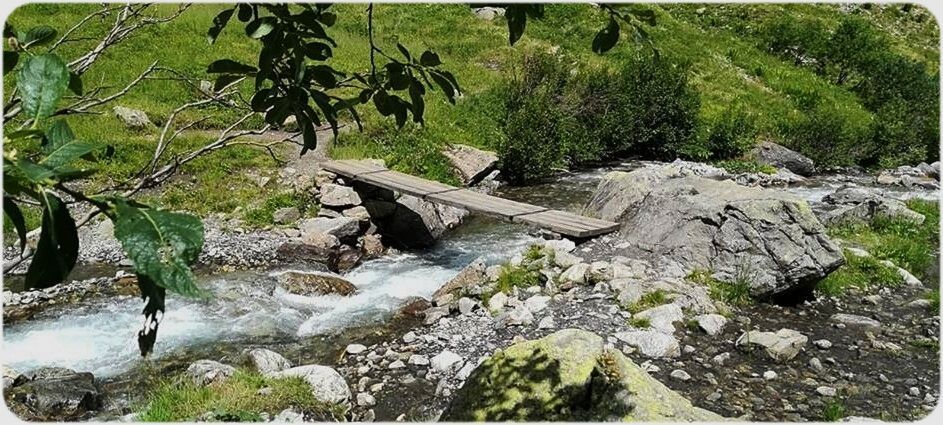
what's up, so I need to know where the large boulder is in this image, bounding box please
[298,217,363,244]
[584,166,844,299]
[441,329,722,421]
[749,141,816,176]
[247,348,293,376]
[5,368,101,421]
[432,257,487,301]
[356,184,466,248]
[442,144,499,186]
[820,186,925,225]
[270,365,351,405]
[275,270,357,296]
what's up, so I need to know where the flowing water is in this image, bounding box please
[3,163,937,379]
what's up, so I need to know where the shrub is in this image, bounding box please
[700,104,758,160]
[781,102,873,167]
[759,14,828,67]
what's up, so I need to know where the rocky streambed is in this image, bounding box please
[2,152,940,422]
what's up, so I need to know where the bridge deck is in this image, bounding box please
[322,160,620,238]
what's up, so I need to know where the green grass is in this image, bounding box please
[688,269,753,305]
[928,289,940,312]
[136,369,345,422]
[909,337,940,352]
[828,199,939,281]
[624,289,669,314]
[243,192,317,228]
[485,262,543,305]
[714,159,778,175]
[628,317,651,329]
[816,250,905,296]
[821,397,846,422]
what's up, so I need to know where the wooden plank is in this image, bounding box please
[322,160,387,177]
[357,170,458,197]
[513,210,620,238]
[427,189,547,219]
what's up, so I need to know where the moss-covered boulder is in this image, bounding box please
[441,329,723,422]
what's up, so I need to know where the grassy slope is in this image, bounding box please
[4,3,938,225]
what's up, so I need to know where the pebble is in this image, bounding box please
[816,386,837,397]
[809,358,825,373]
[347,344,368,355]
[408,355,430,366]
[763,370,778,380]
[670,369,691,381]
[388,360,405,369]
[813,339,833,350]
[712,352,731,365]
[357,392,376,407]
[402,332,417,344]
[909,387,921,396]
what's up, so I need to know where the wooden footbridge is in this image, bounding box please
[322,160,620,238]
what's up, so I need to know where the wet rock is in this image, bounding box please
[247,348,292,376]
[186,360,236,386]
[399,297,432,318]
[271,365,351,404]
[273,207,301,225]
[299,232,341,250]
[441,329,722,421]
[749,140,815,176]
[275,270,357,296]
[830,313,881,331]
[614,330,681,358]
[320,183,362,208]
[330,247,363,273]
[360,234,384,258]
[112,106,153,129]
[6,367,101,421]
[431,350,463,373]
[433,258,486,300]
[442,144,499,186]
[584,165,843,298]
[695,313,728,336]
[736,329,808,362]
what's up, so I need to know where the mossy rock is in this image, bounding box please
[441,329,724,422]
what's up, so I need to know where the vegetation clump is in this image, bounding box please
[624,289,670,314]
[688,269,753,306]
[816,251,904,296]
[137,369,345,422]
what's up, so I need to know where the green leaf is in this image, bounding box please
[15,159,56,184]
[41,140,98,169]
[373,90,394,116]
[318,12,337,26]
[112,201,204,297]
[245,17,276,39]
[43,119,75,152]
[135,274,166,357]
[67,71,83,95]
[3,50,19,74]
[16,53,70,121]
[430,71,457,104]
[3,197,28,252]
[207,7,235,44]
[592,18,620,54]
[396,43,412,62]
[408,79,425,124]
[25,192,78,289]
[419,50,441,67]
[308,64,337,88]
[206,59,257,75]
[304,42,332,61]
[22,26,57,47]
[237,4,254,22]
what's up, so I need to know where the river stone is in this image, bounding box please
[112,106,153,129]
[247,348,292,376]
[431,350,464,373]
[830,313,882,331]
[736,329,808,362]
[559,263,590,285]
[749,140,815,176]
[442,329,722,421]
[275,271,357,296]
[360,234,384,258]
[588,261,613,282]
[553,251,582,269]
[614,330,681,358]
[320,183,362,207]
[6,367,101,421]
[432,258,486,300]
[694,314,728,336]
[442,144,499,186]
[583,165,844,299]
[343,206,371,221]
[633,303,683,334]
[422,306,450,325]
[299,217,362,243]
[360,191,467,248]
[271,365,351,404]
[820,189,925,226]
[186,360,236,386]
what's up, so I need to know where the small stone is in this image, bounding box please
[273,207,301,225]
[408,355,430,366]
[346,344,368,355]
[707,391,722,402]
[670,369,691,381]
[488,292,508,311]
[830,313,881,331]
[814,339,833,350]
[388,360,406,369]
[909,387,921,396]
[695,314,728,336]
[809,358,825,373]
[357,392,376,407]
[431,351,463,373]
[458,297,476,315]
[763,370,778,380]
[816,386,837,397]
[712,352,731,365]
[537,316,555,329]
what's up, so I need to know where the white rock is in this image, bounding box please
[408,355,430,366]
[186,360,235,386]
[524,295,551,313]
[458,297,476,315]
[403,331,417,344]
[763,370,778,380]
[247,348,292,376]
[272,365,351,404]
[736,328,808,362]
[695,314,728,336]
[813,339,833,350]
[558,263,590,284]
[346,344,368,355]
[488,292,508,311]
[320,183,362,207]
[670,369,691,381]
[455,361,477,381]
[830,313,881,331]
[506,305,534,326]
[588,261,612,282]
[273,408,304,422]
[357,392,376,407]
[431,350,463,373]
[537,316,555,329]
[543,238,575,254]
[712,352,730,365]
[816,386,837,397]
[634,303,683,334]
[614,330,680,358]
[388,360,405,369]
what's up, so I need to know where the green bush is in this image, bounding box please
[781,102,873,167]
[700,104,758,160]
[759,14,828,68]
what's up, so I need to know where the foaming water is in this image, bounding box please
[2,217,538,377]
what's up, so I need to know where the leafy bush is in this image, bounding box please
[700,104,758,160]
[714,159,776,175]
[759,14,828,67]
[781,102,873,167]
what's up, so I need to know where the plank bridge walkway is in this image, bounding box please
[322,160,620,238]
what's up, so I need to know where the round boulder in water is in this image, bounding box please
[275,271,357,297]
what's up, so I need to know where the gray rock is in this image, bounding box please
[186,360,235,386]
[820,189,925,226]
[488,292,508,311]
[813,339,833,350]
[558,263,590,285]
[524,295,551,313]
[712,352,731,365]
[633,303,683,334]
[694,314,728,336]
[816,386,837,397]
[433,258,486,300]
[504,304,535,326]
[5,367,101,420]
[749,140,815,176]
[271,365,351,404]
[388,360,406,369]
[584,166,843,298]
[472,7,505,21]
[357,392,376,407]
[362,192,466,248]
[320,183,362,207]
[247,348,292,376]
[537,316,556,329]
[442,144,499,186]
[422,306,450,325]
[830,313,881,331]
[670,369,691,381]
[299,217,362,243]
[275,270,357,296]
[112,106,153,129]
[614,330,681,358]
[408,354,430,366]
[736,329,808,362]
[343,206,371,221]
[346,344,367,354]
[458,297,477,315]
[273,207,301,225]
[431,350,463,373]
[274,408,304,422]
